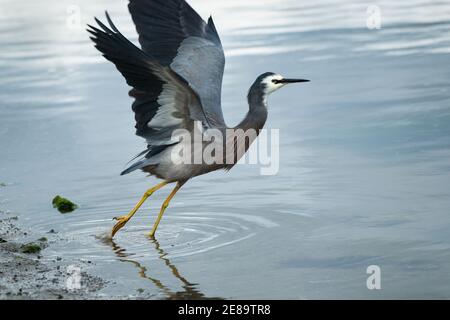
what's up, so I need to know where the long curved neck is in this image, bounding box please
[221,85,269,169]
[235,86,268,131]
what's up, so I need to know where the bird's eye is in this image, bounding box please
[272,79,280,84]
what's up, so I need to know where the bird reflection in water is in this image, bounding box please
[102,236,222,300]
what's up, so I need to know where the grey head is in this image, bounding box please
[248,72,310,107]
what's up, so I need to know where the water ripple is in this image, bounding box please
[31,209,277,263]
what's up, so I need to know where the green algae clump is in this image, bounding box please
[21,243,42,254]
[52,195,78,213]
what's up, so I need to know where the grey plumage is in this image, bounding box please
[87,0,308,181]
[129,0,226,127]
[88,9,211,177]
[88,0,309,238]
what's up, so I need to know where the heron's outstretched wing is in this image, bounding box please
[128,0,226,127]
[88,13,207,174]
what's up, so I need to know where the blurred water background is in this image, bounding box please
[1,0,450,298]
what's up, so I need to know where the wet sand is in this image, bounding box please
[0,201,219,299]
[0,206,107,299]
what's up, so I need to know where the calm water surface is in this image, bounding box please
[1,0,450,298]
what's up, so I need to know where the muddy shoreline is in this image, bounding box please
[0,206,105,299]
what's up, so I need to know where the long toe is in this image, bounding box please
[111,216,129,237]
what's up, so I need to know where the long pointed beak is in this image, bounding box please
[279,78,310,84]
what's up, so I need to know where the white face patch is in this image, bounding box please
[261,74,285,95]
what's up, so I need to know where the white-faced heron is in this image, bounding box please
[87,0,309,238]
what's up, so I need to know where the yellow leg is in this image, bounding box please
[148,181,184,238]
[112,181,168,237]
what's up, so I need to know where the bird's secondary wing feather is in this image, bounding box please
[128,0,226,127]
[88,13,207,174]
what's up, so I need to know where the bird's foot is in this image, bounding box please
[111,215,130,237]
